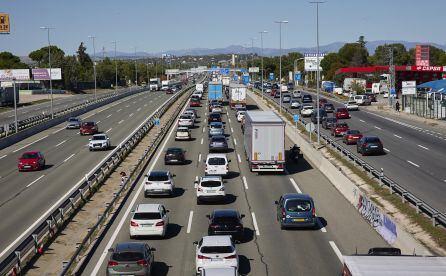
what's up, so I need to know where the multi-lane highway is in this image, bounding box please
[265,89,446,213]
[0,90,174,263]
[81,93,387,275]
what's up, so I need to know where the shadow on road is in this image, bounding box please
[151,261,171,276]
[238,255,252,275]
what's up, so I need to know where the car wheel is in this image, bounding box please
[196,198,201,205]
[280,224,286,230]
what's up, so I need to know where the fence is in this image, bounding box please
[405,95,446,119]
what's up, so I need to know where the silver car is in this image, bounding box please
[106,242,155,275]
[66,117,81,129]
[209,122,224,137]
[209,135,228,152]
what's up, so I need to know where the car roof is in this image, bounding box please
[206,153,227,158]
[135,203,161,213]
[201,235,233,246]
[92,134,107,137]
[200,176,222,182]
[282,193,313,201]
[22,151,40,155]
[148,170,169,176]
[115,242,146,253]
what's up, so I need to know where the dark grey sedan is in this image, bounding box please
[107,242,155,275]
[209,135,228,152]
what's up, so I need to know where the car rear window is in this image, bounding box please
[211,124,222,129]
[200,246,234,254]
[22,153,38,159]
[285,199,312,212]
[348,130,361,134]
[133,212,161,220]
[210,113,221,118]
[177,128,188,132]
[366,137,381,143]
[82,122,95,127]
[337,123,348,127]
[213,216,238,224]
[201,181,222,187]
[180,115,191,119]
[148,174,169,181]
[112,252,144,262]
[167,148,182,154]
[207,157,226,165]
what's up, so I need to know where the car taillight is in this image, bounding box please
[198,255,211,259]
[224,254,236,259]
[108,261,119,267]
[130,220,139,227]
[277,164,284,169]
[363,143,368,148]
[137,259,148,266]
[155,221,164,227]
[312,207,316,217]
[281,208,286,219]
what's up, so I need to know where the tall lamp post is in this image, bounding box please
[310,1,323,144]
[40,26,55,119]
[134,47,138,86]
[274,20,288,114]
[88,35,97,100]
[111,41,118,93]
[259,31,268,100]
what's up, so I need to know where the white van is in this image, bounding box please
[205,154,230,176]
[354,95,371,106]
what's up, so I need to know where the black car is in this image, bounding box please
[311,108,327,123]
[302,94,313,103]
[323,103,335,113]
[208,112,222,124]
[164,147,186,165]
[207,209,245,241]
[322,117,337,129]
[357,136,384,156]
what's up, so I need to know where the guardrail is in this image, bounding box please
[253,88,446,229]
[0,83,196,276]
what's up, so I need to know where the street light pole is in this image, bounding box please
[12,78,18,133]
[134,47,138,86]
[275,20,288,114]
[259,31,268,100]
[40,26,54,119]
[111,41,118,93]
[88,35,97,101]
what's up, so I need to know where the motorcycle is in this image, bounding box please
[289,144,301,162]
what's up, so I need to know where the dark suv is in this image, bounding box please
[322,117,337,129]
[302,94,313,103]
[106,242,155,276]
[208,112,222,124]
[164,147,186,165]
[207,209,245,241]
[357,136,384,156]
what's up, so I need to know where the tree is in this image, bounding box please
[0,52,28,69]
[320,53,341,80]
[29,46,65,67]
[357,36,367,48]
[338,43,369,67]
[77,42,93,68]
[372,43,410,65]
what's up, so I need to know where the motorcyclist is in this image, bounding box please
[290,144,300,160]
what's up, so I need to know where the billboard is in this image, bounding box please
[165,69,180,74]
[0,69,30,81]
[248,67,259,73]
[402,81,416,95]
[304,53,325,72]
[415,45,430,67]
[32,68,62,80]
[0,13,10,34]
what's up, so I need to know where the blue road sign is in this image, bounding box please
[240,68,247,73]
[154,118,160,126]
[293,114,300,122]
[220,68,229,75]
[233,75,239,81]
[242,74,250,85]
[269,72,274,81]
[294,73,302,81]
[390,88,396,95]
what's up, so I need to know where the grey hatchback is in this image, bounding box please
[275,193,316,229]
[107,242,155,275]
[209,135,228,152]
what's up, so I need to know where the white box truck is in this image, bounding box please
[149,78,161,91]
[244,111,285,172]
[161,80,170,91]
[196,83,204,93]
[222,76,230,87]
[229,83,247,109]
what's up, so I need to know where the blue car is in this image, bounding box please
[275,193,317,229]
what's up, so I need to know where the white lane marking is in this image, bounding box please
[150,100,153,103]
[200,137,203,145]
[195,176,199,182]
[359,119,365,123]
[228,118,231,123]
[205,112,207,116]
[0,154,7,160]
[383,148,390,152]
[231,127,234,133]
[13,135,49,153]
[129,113,134,117]
[374,126,382,130]
[242,176,248,189]
[52,128,65,134]
[393,134,402,139]
[106,114,112,118]
[144,104,147,107]
[106,128,112,133]
[137,108,141,112]
[407,160,420,168]
[83,113,94,119]
[316,214,327,232]
[237,154,241,163]
[202,127,205,133]
[251,212,260,236]
[118,120,124,124]
[418,144,429,150]
[117,109,122,112]
[329,241,343,263]
[233,138,237,146]
[97,121,101,124]
[198,153,202,162]
[125,105,130,108]
[63,153,75,163]
[187,211,194,234]
[55,140,67,147]
[90,97,189,275]
[289,178,302,193]
[26,175,45,188]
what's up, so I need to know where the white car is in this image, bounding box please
[236,111,245,122]
[300,105,314,117]
[195,176,225,204]
[88,134,110,151]
[345,101,359,111]
[205,154,230,176]
[178,114,194,127]
[353,95,371,106]
[290,100,301,109]
[211,105,223,113]
[194,236,239,273]
[144,170,175,197]
[184,110,196,121]
[383,92,389,98]
[292,90,301,98]
[129,203,169,238]
[175,127,191,140]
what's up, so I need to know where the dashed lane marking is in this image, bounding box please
[63,153,75,163]
[407,160,420,168]
[55,140,66,147]
[187,211,194,234]
[251,212,260,236]
[242,176,248,189]
[26,175,45,188]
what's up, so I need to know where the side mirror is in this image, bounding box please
[274,200,279,205]
[194,183,198,189]
[150,248,156,251]
[107,138,110,140]
[172,174,176,177]
[206,214,210,219]
[108,248,114,253]
[88,139,91,141]
[228,160,231,163]
[166,210,170,213]
[240,214,245,219]
[193,241,198,245]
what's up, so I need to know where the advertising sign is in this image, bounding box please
[248,67,259,73]
[0,13,10,34]
[269,72,274,81]
[165,69,180,74]
[304,53,325,72]
[415,45,430,67]
[402,81,416,95]
[0,69,30,81]
[32,68,62,80]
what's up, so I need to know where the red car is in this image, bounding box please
[335,108,350,119]
[342,130,363,145]
[18,151,45,171]
[165,88,173,94]
[80,121,98,135]
[331,122,349,137]
[190,98,200,107]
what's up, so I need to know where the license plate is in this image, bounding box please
[170,159,177,162]
[212,258,223,262]
[206,190,216,193]
[24,165,31,168]
[370,146,378,148]
[142,224,153,227]
[293,218,305,222]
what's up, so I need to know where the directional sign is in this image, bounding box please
[0,13,10,34]
[240,68,247,73]
[293,114,300,122]
[269,73,274,81]
[294,72,302,81]
[220,68,229,75]
[154,118,160,126]
[233,75,239,81]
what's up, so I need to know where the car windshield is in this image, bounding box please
[147,173,169,181]
[211,124,222,129]
[92,135,107,140]
[133,212,161,220]
[167,148,182,154]
[180,115,191,119]
[207,157,226,165]
[327,118,337,122]
[200,246,234,254]
[285,199,312,212]
[112,252,144,262]
[201,181,221,187]
[213,215,238,224]
[82,122,95,127]
[22,153,38,159]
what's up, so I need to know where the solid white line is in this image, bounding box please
[198,153,202,162]
[237,154,241,163]
[0,154,7,160]
[251,212,260,236]
[394,134,402,139]
[374,126,382,130]
[129,113,134,117]
[13,135,49,153]
[233,138,237,146]
[359,119,365,123]
[231,127,234,133]
[200,137,203,145]
[329,241,343,263]
[418,144,429,150]
[63,153,75,163]
[52,128,65,134]
[26,175,45,188]
[118,120,124,124]
[117,109,122,112]
[289,178,302,193]
[55,140,67,147]
[383,148,390,152]
[125,105,129,108]
[242,176,248,189]
[106,128,112,133]
[106,114,112,118]
[187,211,194,234]
[96,121,101,124]
[407,160,420,168]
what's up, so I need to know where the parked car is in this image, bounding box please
[323,103,335,113]
[345,101,359,111]
[302,94,313,103]
[275,193,316,229]
[66,117,81,129]
[282,94,291,103]
[321,117,337,129]
[80,121,98,135]
[195,176,226,204]
[208,113,222,124]
[129,203,169,238]
[178,114,194,127]
[335,107,350,119]
[106,242,155,276]
[144,170,175,197]
[342,130,363,145]
[18,151,45,171]
[209,135,229,152]
[290,99,301,109]
[331,122,350,137]
[205,154,230,176]
[89,133,111,151]
[357,136,384,156]
[208,122,225,137]
[175,126,191,141]
[292,90,302,98]
[164,147,186,165]
[300,105,314,117]
[194,236,239,273]
[207,209,245,241]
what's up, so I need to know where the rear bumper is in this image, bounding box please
[250,163,284,172]
[281,218,317,228]
[18,164,40,171]
[144,188,173,196]
[130,226,165,237]
[175,136,190,140]
[165,159,185,164]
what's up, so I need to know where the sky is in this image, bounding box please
[1,0,445,56]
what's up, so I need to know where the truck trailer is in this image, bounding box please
[208,81,223,102]
[244,111,285,172]
[229,83,246,109]
[149,78,161,91]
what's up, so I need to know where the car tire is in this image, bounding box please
[196,198,201,205]
[280,224,286,230]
